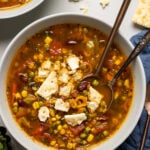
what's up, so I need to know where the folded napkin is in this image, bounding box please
[117,30,150,150]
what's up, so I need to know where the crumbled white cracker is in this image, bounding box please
[80,7,88,14]
[133,0,150,28]
[100,0,110,8]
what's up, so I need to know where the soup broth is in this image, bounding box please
[0,0,31,9]
[6,23,133,149]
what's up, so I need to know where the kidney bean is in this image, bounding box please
[18,99,26,107]
[96,114,110,121]
[18,73,29,83]
[43,132,54,141]
[77,81,90,92]
[66,40,78,45]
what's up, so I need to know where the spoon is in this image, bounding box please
[79,0,131,83]
[104,30,150,109]
[78,0,131,93]
[79,30,150,110]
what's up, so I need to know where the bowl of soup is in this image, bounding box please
[0,13,146,150]
[0,0,44,19]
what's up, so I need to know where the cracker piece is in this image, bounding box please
[132,0,150,28]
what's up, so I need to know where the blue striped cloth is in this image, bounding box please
[117,30,150,150]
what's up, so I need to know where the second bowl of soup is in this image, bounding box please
[0,0,44,19]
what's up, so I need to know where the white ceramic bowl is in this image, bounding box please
[0,0,44,19]
[0,13,146,150]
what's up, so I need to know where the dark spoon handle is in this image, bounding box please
[140,115,150,150]
[111,30,150,85]
[95,0,131,77]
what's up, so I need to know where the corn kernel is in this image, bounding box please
[82,140,87,145]
[112,55,116,60]
[67,142,73,149]
[13,102,18,107]
[28,62,34,69]
[32,101,40,110]
[39,101,43,106]
[13,106,18,113]
[34,91,38,96]
[56,114,60,120]
[50,140,56,146]
[60,128,66,135]
[57,125,62,131]
[62,48,68,54]
[15,92,21,99]
[44,43,49,49]
[33,54,38,61]
[29,71,34,78]
[124,79,129,88]
[51,99,56,104]
[87,134,94,142]
[56,120,61,125]
[44,36,52,44]
[114,59,121,65]
[38,53,44,60]
[102,67,108,72]
[60,143,65,148]
[51,117,57,122]
[114,92,119,100]
[50,109,55,117]
[103,130,109,136]
[63,124,68,129]
[21,90,28,98]
[91,128,95,132]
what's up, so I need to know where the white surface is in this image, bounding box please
[0,0,145,149]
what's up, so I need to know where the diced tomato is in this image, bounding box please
[49,40,62,56]
[32,125,44,135]
[32,123,48,136]
[92,122,108,135]
[104,59,114,69]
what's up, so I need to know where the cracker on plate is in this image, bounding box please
[132,0,150,28]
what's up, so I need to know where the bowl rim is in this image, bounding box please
[0,0,44,19]
[0,12,146,150]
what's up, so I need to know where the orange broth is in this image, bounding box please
[6,23,134,149]
[0,0,31,9]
